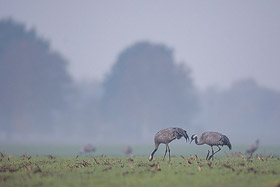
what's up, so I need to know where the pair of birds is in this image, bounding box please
[149,127,232,162]
[80,144,134,157]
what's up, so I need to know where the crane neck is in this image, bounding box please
[194,136,199,144]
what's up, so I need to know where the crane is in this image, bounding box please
[80,144,96,154]
[149,127,189,162]
[123,145,133,157]
[246,139,259,157]
[190,132,231,160]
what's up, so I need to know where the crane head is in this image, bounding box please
[190,134,197,144]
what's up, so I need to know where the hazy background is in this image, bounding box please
[0,1,280,146]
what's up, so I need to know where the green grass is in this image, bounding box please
[1,144,280,157]
[1,154,280,187]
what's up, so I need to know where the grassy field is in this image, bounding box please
[1,144,280,157]
[1,153,280,187]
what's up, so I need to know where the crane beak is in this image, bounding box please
[190,139,193,144]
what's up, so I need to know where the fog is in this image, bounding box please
[0,1,280,145]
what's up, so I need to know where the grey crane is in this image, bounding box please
[246,139,259,157]
[149,127,189,162]
[123,145,133,157]
[190,132,232,160]
[80,144,96,154]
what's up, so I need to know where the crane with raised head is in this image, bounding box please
[149,127,189,162]
[246,139,259,157]
[190,132,231,160]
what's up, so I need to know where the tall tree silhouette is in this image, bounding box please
[0,19,73,139]
[99,42,198,142]
[198,79,280,144]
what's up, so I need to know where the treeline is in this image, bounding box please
[0,19,279,144]
[0,19,74,142]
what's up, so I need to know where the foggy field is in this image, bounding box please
[1,154,280,187]
[1,145,280,186]
[1,1,280,186]
[1,144,280,158]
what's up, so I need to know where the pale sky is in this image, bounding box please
[1,0,280,91]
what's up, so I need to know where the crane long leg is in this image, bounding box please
[209,146,214,161]
[213,146,221,155]
[208,146,221,160]
[167,144,171,163]
[206,150,210,160]
[163,145,168,161]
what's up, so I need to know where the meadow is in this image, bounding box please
[0,145,280,187]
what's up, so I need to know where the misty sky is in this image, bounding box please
[1,0,280,91]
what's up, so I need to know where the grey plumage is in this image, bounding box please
[80,144,96,154]
[123,145,133,157]
[190,132,232,160]
[149,127,189,162]
[246,139,259,156]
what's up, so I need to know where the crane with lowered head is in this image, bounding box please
[149,127,189,162]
